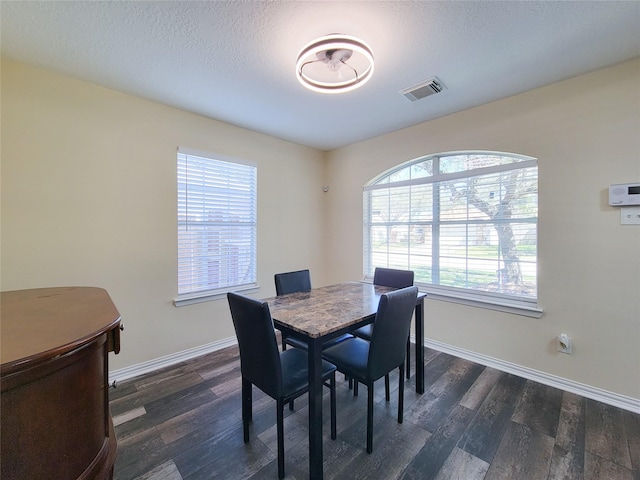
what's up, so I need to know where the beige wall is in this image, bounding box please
[2,57,639,401]
[325,59,640,400]
[1,58,327,370]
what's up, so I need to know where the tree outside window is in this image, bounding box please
[364,152,537,303]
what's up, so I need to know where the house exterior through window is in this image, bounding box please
[177,148,257,304]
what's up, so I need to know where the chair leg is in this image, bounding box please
[354,380,359,396]
[348,377,353,389]
[242,378,252,443]
[406,338,411,379]
[289,399,294,411]
[277,399,285,480]
[398,364,405,424]
[366,381,374,454]
[385,374,390,401]
[330,373,337,440]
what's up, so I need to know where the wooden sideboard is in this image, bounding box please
[1,287,122,480]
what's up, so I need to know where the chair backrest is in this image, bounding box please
[274,269,312,296]
[227,292,282,398]
[368,286,419,380]
[373,267,414,289]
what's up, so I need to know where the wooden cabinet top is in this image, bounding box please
[1,287,121,374]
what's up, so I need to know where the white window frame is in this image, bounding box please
[175,148,258,307]
[363,151,542,317]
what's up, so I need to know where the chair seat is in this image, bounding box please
[321,337,371,381]
[284,333,354,351]
[280,348,337,399]
[351,324,372,341]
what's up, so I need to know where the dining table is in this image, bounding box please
[265,281,427,480]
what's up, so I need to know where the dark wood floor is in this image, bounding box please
[109,345,640,480]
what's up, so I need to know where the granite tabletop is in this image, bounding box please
[264,282,396,338]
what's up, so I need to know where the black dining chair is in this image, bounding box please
[227,292,337,480]
[321,285,419,454]
[275,269,353,353]
[352,267,415,385]
[275,269,355,407]
[274,268,312,297]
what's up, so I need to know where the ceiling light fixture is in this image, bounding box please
[296,34,374,94]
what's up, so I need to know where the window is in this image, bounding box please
[176,148,257,305]
[364,152,540,316]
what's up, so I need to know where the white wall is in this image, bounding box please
[325,59,640,400]
[0,58,327,370]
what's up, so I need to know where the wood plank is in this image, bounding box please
[189,346,239,379]
[511,380,563,437]
[433,447,489,480]
[459,367,502,410]
[405,358,484,432]
[114,427,170,480]
[422,351,460,386]
[113,406,147,427]
[584,452,636,480]
[622,408,640,472]
[207,364,243,397]
[331,414,430,480]
[156,397,227,445]
[109,380,139,401]
[110,370,205,416]
[400,405,476,480]
[143,381,218,424]
[457,373,527,463]
[547,392,585,480]
[484,421,554,480]
[585,398,632,469]
[133,460,183,480]
[174,426,275,480]
[423,347,443,366]
[157,386,272,446]
[257,384,366,479]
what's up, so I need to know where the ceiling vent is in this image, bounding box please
[400,77,446,102]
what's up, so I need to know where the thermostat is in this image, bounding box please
[609,183,640,206]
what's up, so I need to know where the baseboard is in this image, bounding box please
[108,337,237,385]
[110,335,640,414]
[421,337,640,414]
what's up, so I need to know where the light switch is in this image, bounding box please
[620,206,640,225]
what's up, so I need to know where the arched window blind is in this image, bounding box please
[364,151,540,316]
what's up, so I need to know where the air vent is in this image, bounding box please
[400,77,446,102]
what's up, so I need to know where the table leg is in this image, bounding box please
[415,299,425,394]
[308,337,324,479]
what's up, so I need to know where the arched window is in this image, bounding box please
[363,151,540,316]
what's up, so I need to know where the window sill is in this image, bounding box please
[362,277,542,318]
[422,286,543,318]
[174,284,260,307]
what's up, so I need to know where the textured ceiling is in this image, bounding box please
[2,1,639,151]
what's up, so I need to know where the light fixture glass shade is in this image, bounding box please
[296,34,374,94]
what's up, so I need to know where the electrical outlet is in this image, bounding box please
[557,333,572,354]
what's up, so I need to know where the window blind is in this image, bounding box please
[364,153,538,304]
[177,149,257,299]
